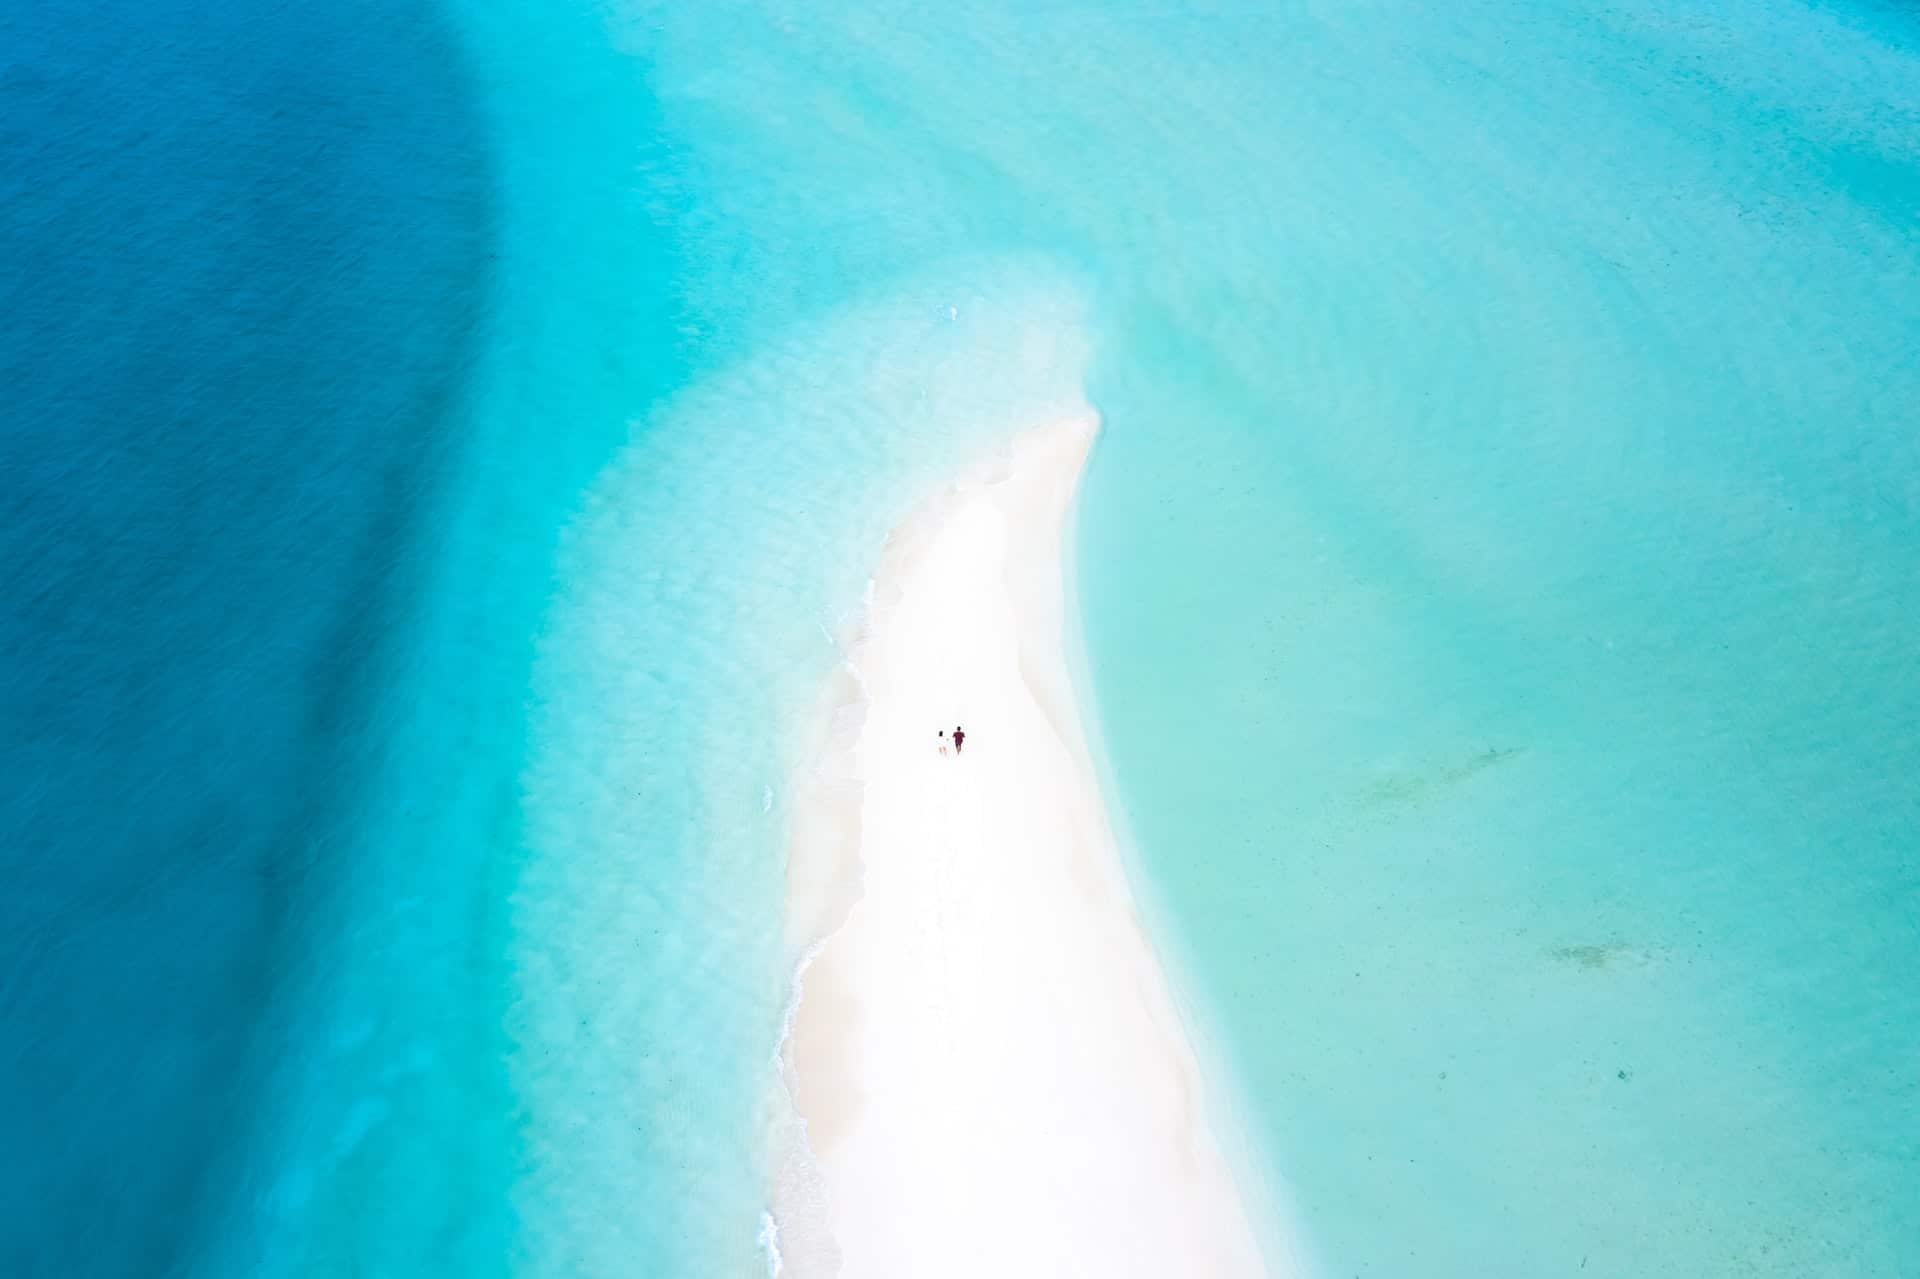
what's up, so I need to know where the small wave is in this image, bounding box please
[757,1208,783,1276]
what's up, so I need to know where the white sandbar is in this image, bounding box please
[778,414,1280,1277]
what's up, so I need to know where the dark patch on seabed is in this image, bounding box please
[1547,941,1659,972]
[1352,745,1526,813]
[0,0,494,1273]
[1551,943,1626,970]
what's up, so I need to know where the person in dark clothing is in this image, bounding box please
[952,725,966,755]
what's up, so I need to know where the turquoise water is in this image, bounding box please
[8,0,1917,1273]
[1071,3,1920,1274]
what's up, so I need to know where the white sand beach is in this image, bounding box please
[776,415,1281,1277]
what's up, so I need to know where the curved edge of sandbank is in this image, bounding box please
[767,409,1312,1277]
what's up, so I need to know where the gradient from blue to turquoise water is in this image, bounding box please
[6,0,1917,1276]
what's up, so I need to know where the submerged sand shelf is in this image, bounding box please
[774,415,1289,1277]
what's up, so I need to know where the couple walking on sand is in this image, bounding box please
[937,726,966,757]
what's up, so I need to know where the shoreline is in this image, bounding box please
[771,414,1288,1276]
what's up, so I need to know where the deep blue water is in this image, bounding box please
[0,0,492,1270]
